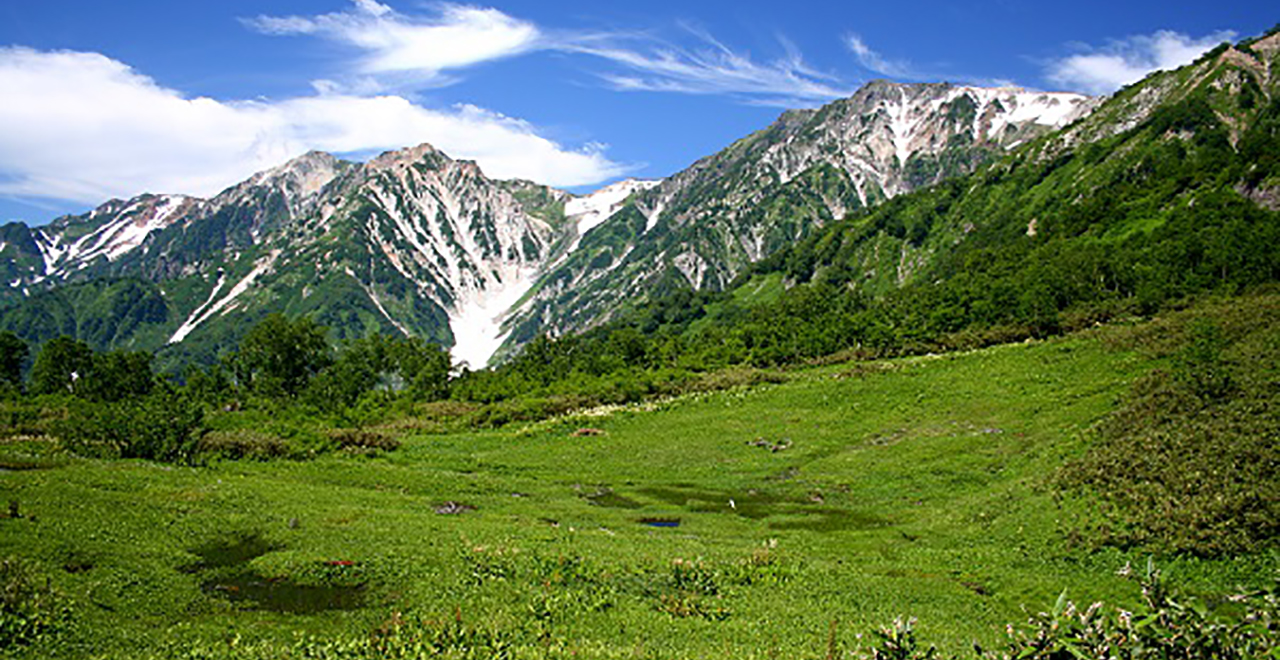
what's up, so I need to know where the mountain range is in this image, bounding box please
[2,29,1276,371]
[0,80,1099,369]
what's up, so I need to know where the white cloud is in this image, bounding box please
[844,34,914,78]
[251,2,850,105]
[244,0,540,85]
[1046,30,1236,95]
[565,27,850,105]
[0,47,626,205]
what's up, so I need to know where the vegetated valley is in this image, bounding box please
[2,28,1280,660]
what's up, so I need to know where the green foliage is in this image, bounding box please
[0,332,27,392]
[0,279,171,357]
[28,335,154,403]
[28,336,94,397]
[303,334,451,413]
[1058,297,1280,555]
[982,565,1279,660]
[79,350,155,403]
[845,567,1280,659]
[179,363,233,410]
[195,429,289,461]
[56,385,206,464]
[226,314,332,398]
[0,323,1276,658]
[1172,319,1233,399]
[862,618,937,660]
[0,557,72,650]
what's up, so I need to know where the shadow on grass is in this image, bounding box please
[636,485,890,532]
[183,532,367,614]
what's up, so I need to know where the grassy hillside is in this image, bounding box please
[2,31,1278,660]
[2,307,1274,658]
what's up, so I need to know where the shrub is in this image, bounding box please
[985,564,1278,660]
[327,429,400,454]
[0,557,72,650]
[1058,304,1280,555]
[56,387,206,465]
[196,429,289,461]
[851,565,1279,659]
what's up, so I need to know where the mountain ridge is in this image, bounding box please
[498,81,1096,352]
[0,80,1099,368]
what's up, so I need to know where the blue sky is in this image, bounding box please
[1,1,1273,225]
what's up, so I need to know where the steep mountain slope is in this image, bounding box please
[0,146,571,369]
[503,83,1095,346]
[670,31,1280,362]
[0,81,1095,368]
[473,30,1280,395]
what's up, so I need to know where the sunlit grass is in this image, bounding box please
[1,327,1273,658]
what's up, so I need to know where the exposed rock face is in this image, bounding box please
[563,179,661,252]
[8,145,568,367]
[0,82,1102,367]
[502,82,1096,347]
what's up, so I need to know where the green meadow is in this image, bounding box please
[3,315,1275,659]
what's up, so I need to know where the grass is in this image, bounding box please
[1,323,1276,658]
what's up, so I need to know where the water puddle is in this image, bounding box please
[584,487,644,509]
[639,518,681,528]
[183,532,367,613]
[636,485,889,532]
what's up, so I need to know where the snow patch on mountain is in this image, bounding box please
[33,231,63,278]
[169,272,229,345]
[564,179,660,250]
[883,86,1092,168]
[94,195,189,261]
[168,251,279,344]
[448,265,539,369]
[39,195,197,277]
[887,88,927,166]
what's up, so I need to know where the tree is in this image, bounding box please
[0,332,28,392]
[28,336,93,397]
[303,334,451,412]
[228,314,332,398]
[81,351,154,403]
[392,336,451,402]
[58,384,205,464]
[181,363,232,409]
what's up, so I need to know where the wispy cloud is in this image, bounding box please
[1045,29,1236,95]
[244,0,540,88]
[0,47,626,205]
[844,34,915,79]
[2,2,863,208]
[249,1,851,105]
[570,27,850,106]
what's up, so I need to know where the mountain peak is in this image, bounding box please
[367,143,447,173]
[249,150,345,189]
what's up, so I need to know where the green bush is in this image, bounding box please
[196,429,289,461]
[0,557,72,650]
[1058,301,1280,555]
[851,565,1279,659]
[56,386,206,465]
[327,428,400,454]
